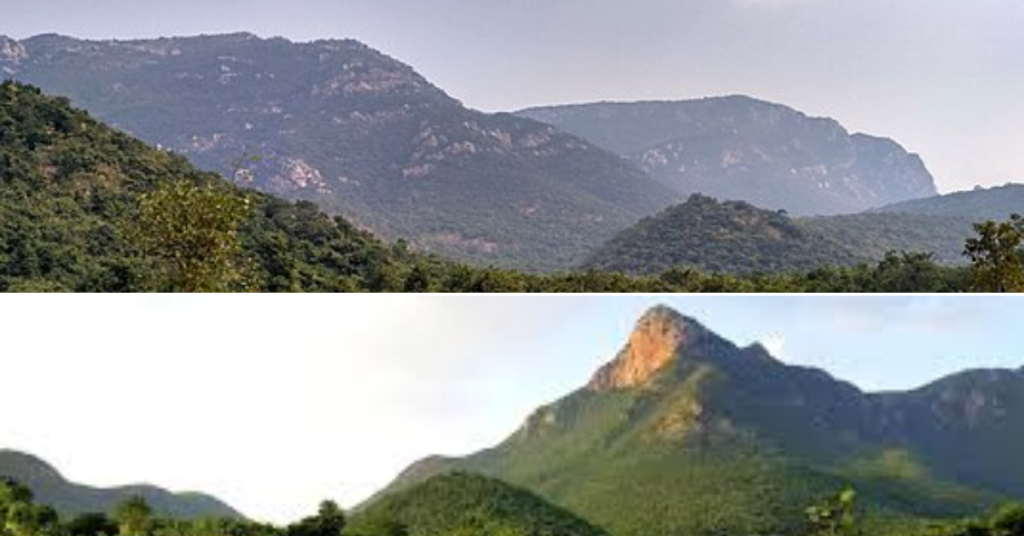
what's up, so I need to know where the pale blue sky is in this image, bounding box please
[0,296,1020,522]
[1,0,1022,192]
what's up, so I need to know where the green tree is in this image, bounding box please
[806,488,859,536]
[66,513,119,536]
[990,504,1024,536]
[114,497,152,536]
[285,500,346,536]
[136,180,255,292]
[964,215,1024,292]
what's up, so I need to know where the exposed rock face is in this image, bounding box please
[0,36,28,71]
[589,305,696,390]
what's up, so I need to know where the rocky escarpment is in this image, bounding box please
[0,36,28,73]
[519,97,938,215]
[589,305,699,390]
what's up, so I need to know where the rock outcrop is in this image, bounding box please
[589,305,697,390]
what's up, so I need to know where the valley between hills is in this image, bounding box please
[3,305,1024,536]
[1,33,1022,292]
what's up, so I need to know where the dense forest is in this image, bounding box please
[2,81,1023,293]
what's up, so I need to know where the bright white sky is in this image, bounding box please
[0,295,1021,523]
[2,0,1023,191]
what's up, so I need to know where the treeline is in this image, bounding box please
[0,479,399,536]
[6,477,1024,536]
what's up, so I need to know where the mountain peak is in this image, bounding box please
[588,305,702,391]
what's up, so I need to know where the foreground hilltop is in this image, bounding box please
[349,473,607,536]
[0,33,676,271]
[519,98,938,215]
[0,450,241,519]
[582,194,976,275]
[376,305,1024,536]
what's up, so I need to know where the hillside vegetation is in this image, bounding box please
[349,473,607,536]
[873,183,1024,220]
[4,81,1022,293]
[583,195,974,275]
[3,33,677,271]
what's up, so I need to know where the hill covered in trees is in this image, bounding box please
[376,306,1024,536]
[582,195,865,274]
[582,195,974,275]
[0,451,240,520]
[348,473,607,536]
[1,33,678,271]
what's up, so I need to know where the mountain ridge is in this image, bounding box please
[0,449,243,519]
[518,98,938,216]
[871,183,1024,220]
[375,305,1023,536]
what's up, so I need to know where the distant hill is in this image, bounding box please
[518,98,937,216]
[349,473,607,536]
[800,213,975,265]
[872,183,1024,220]
[1,33,677,272]
[0,450,241,519]
[582,195,973,275]
[375,305,1023,536]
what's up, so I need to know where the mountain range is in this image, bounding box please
[0,33,676,272]
[2,79,973,293]
[374,305,1024,536]
[518,99,938,216]
[1,33,952,272]
[0,450,241,519]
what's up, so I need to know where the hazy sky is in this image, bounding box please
[1,0,1022,192]
[0,296,1021,523]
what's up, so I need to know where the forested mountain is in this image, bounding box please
[583,195,975,275]
[0,33,677,271]
[0,450,241,519]
[0,81,439,292]
[348,473,607,536]
[872,183,1024,220]
[375,306,1024,536]
[518,98,937,216]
